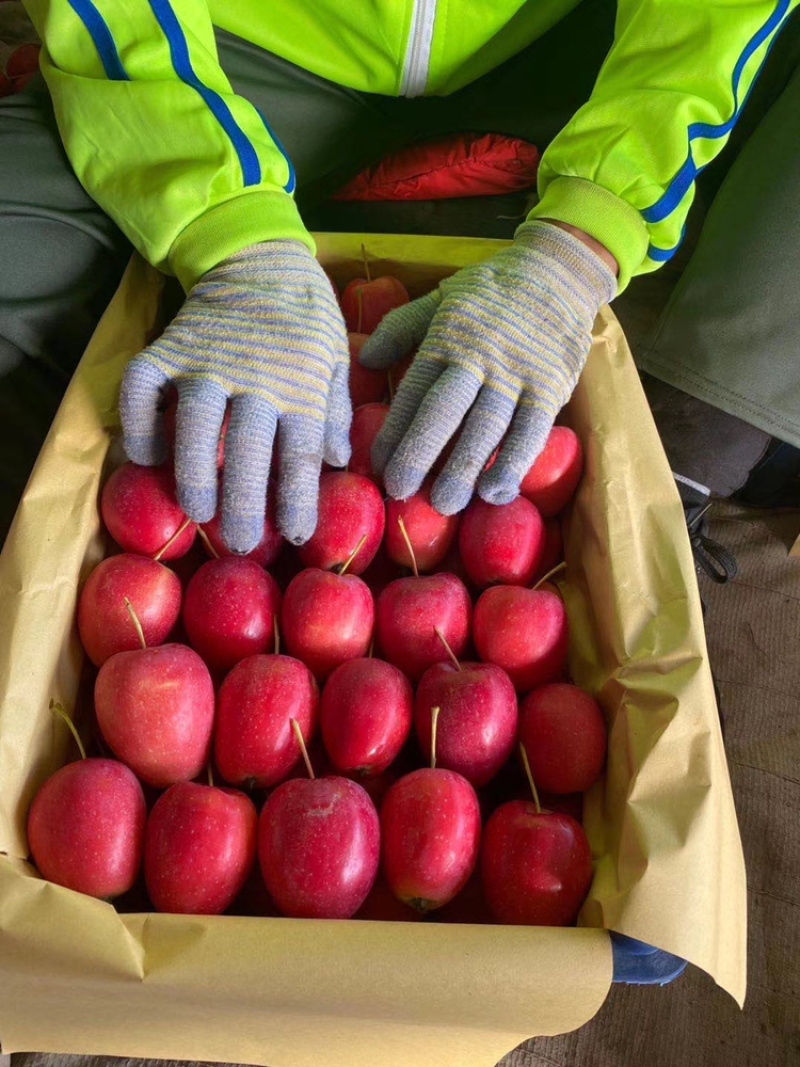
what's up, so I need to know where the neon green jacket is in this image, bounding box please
[24,0,797,291]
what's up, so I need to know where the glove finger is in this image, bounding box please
[323,359,352,469]
[430,387,516,516]
[221,395,278,554]
[477,399,552,506]
[174,379,229,523]
[119,356,170,466]
[372,357,445,477]
[384,365,482,501]
[277,413,325,545]
[358,292,440,371]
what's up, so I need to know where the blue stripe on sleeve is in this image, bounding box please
[67,0,129,80]
[643,0,790,229]
[147,0,261,187]
[257,109,297,195]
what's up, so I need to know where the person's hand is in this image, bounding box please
[119,241,351,552]
[358,221,617,514]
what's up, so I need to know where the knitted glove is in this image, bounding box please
[120,241,351,552]
[359,222,616,514]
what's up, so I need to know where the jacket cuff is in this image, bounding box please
[169,191,315,292]
[528,177,650,293]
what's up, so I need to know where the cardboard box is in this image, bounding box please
[0,236,746,1066]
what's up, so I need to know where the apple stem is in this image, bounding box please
[519,742,541,814]
[396,516,419,578]
[434,627,461,671]
[291,718,315,780]
[153,516,192,562]
[430,706,441,770]
[196,526,220,559]
[273,615,280,655]
[361,243,372,283]
[207,761,214,787]
[123,596,147,649]
[356,286,364,333]
[367,639,374,659]
[533,561,566,591]
[50,700,86,761]
[339,534,367,576]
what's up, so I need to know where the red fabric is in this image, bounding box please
[334,133,540,202]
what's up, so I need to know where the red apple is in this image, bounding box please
[386,483,460,572]
[28,758,146,899]
[78,554,182,666]
[144,782,257,914]
[183,557,282,673]
[433,873,494,925]
[95,643,215,787]
[414,662,518,787]
[520,426,584,517]
[214,654,319,788]
[342,275,410,333]
[101,463,197,560]
[350,403,390,483]
[533,520,563,583]
[200,502,282,568]
[258,775,380,918]
[375,573,471,682]
[165,401,230,470]
[481,801,592,925]
[349,333,387,407]
[518,684,606,794]
[321,658,412,778]
[473,586,568,692]
[298,472,385,575]
[381,768,481,911]
[458,497,545,588]
[282,568,374,679]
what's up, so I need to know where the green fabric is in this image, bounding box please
[639,62,800,448]
[23,0,798,290]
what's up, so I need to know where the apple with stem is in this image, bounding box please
[95,616,215,788]
[258,721,380,918]
[27,703,147,899]
[144,779,257,915]
[341,246,410,333]
[376,519,471,682]
[481,743,593,925]
[78,554,182,666]
[473,584,568,692]
[199,498,282,568]
[380,707,481,912]
[386,484,460,573]
[101,462,196,560]
[282,537,375,679]
[414,630,518,788]
[183,557,282,673]
[320,657,412,778]
[518,683,607,794]
[214,643,319,789]
[298,471,385,575]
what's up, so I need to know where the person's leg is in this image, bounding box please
[216,30,408,212]
[0,80,131,543]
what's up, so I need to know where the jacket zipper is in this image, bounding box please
[401,0,437,97]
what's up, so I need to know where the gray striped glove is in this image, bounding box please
[120,241,351,552]
[359,221,616,514]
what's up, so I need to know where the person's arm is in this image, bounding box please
[23,0,311,290]
[528,0,798,290]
